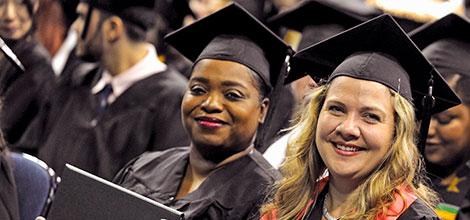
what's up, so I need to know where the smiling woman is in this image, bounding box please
[114,3,291,219]
[409,13,470,220]
[183,59,269,162]
[0,0,55,146]
[261,14,460,220]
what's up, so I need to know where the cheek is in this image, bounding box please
[315,112,339,141]
[441,122,468,142]
[181,94,199,119]
[230,103,261,133]
[363,126,394,151]
[234,104,259,124]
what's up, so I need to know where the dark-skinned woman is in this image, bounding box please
[114,3,291,220]
[409,13,470,220]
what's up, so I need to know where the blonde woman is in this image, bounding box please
[261,14,461,220]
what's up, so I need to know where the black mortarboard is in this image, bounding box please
[288,14,461,153]
[233,0,265,21]
[409,13,470,78]
[165,3,293,151]
[80,0,156,39]
[269,0,365,50]
[165,2,292,90]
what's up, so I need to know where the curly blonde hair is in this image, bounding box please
[262,84,438,220]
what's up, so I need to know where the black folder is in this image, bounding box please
[47,164,184,220]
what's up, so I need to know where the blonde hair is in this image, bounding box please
[262,84,438,220]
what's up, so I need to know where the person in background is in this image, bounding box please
[0,0,55,146]
[261,14,460,220]
[115,3,290,219]
[25,0,189,180]
[262,0,365,168]
[410,13,470,220]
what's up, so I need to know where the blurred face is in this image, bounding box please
[316,76,395,182]
[189,0,230,19]
[290,75,317,105]
[182,59,269,162]
[0,0,33,40]
[426,104,470,166]
[71,2,103,62]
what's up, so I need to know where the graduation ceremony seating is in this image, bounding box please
[10,152,60,220]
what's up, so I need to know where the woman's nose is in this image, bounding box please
[3,2,17,21]
[200,93,223,113]
[335,115,360,141]
[427,118,438,138]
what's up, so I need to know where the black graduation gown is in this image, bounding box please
[14,64,101,156]
[0,152,20,220]
[114,147,281,220]
[305,189,439,220]
[429,161,470,220]
[37,68,189,180]
[256,85,295,153]
[0,38,55,145]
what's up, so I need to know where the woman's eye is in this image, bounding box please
[190,85,206,95]
[225,91,243,100]
[363,113,381,123]
[435,115,454,125]
[328,105,344,114]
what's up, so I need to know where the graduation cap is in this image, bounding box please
[233,0,265,21]
[409,13,470,79]
[289,14,461,153]
[269,0,366,50]
[164,2,293,150]
[80,0,156,39]
[165,2,292,90]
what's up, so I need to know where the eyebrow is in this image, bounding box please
[190,77,249,90]
[361,106,387,118]
[221,80,249,90]
[190,77,209,84]
[326,100,388,117]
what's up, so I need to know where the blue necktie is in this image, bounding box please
[97,83,113,115]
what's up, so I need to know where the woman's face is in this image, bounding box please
[182,59,268,161]
[425,103,470,166]
[189,0,230,19]
[316,76,395,182]
[0,0,33,40]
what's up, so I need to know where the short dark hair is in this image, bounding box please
[247,68,270,100]
[99,7,156,42]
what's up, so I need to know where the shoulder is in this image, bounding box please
[113,146,189,183]
[17,40,52,66]
[249,150,282,182]
[130,147,189,170]
[129,68,188,106]
[144,67,188,93]
[398,198,439,220]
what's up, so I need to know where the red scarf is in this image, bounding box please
[261,180,417,220]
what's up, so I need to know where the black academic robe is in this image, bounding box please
[36,68,189,180]
[256,85,295,153]
[428,161,470,220]
[14,63,101,156]
[115,147,281,220]
[305,188,439,220]
[0,152,20,220]
[0,38,55,145]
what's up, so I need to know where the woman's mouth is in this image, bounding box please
[195,116,227,129]
[333,143,365,156]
